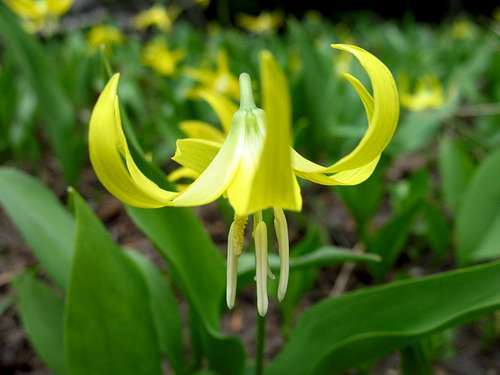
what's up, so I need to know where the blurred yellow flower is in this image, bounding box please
[236,10,283,34]
[195,0,210,9]
[134,4,180,32]
[142,39,185,76]
[89,45,399,315]
[87,25,124,50]
[451,19,474,40]
[185,50,240,100]
[400,74,445,111]
[4,0,73,33]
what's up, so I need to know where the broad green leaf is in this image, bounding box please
[456,149,500,265]
[14,272,65,375]
[127,206,245,375]
[266,260,500,375]
[126,251,185,373]
[65,191,162,375]
[0,4,82,183]
[438,137,475,214]
[0,168,74,288]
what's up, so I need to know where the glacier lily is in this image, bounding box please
[87,25,124,51]
[89,44,399,316]
[185,50,240,100]
[4,0,73,33]
[236,10,283,34]
[399,74,445,111]
[134,4,180,33]
[142,39,185,77]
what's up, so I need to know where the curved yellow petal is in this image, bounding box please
[292,72,374,174]
[172,138,220,173]
[296,156,380,186]
[190,90,237,133]
[325,44,398,172]
[179,120,225,142]
[89,74,177,208]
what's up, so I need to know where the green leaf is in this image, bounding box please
[266,260,500,375]
[438,137,475,214]
[0,168,74,288]
[0,5,83,183]
[126,251,185,373]
[456,149,500,264]
[65,191,162,375]
[400,342,433,375]
[126,206,245,375]
[14,272,65,375]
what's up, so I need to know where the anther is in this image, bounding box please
[226,216,248,309]
[254,220,269,317]
[273,208,289,302]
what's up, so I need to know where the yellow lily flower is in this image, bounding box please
[142,39,185,77]
[87,25,124,51]
[4,0,73,33]
[185,50,240,100]
[399,74,445,111]
[451,19,474,40]
[236,10,283,34]
[134,4,180,32]
[89,44,399,316]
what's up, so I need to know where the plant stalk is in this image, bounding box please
[255,313,266,375]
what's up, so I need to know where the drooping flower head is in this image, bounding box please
[4,0,73,33]
[134,4,180,33]
[185,50,240,100]
[88,45,399,316]
[142,39,185,77]
[399,74,445,111]
[236,10,283,34]
[87,25,124,51]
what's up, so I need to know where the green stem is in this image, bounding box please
[239,73,256,110]
[255,313,266,375]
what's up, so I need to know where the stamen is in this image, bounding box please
[273,208,289,302]
[226,216,247,309]
[254,212,268,316]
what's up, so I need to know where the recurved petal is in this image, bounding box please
[292,72,374,174]
[179,120,225,142]
[4,0,42,18]
[326,44,399,172]
[296,155,380,186]
[89,74,177,208]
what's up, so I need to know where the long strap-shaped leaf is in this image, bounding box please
[266,260,500,375]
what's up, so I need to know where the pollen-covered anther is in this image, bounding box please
[226,215,248,309]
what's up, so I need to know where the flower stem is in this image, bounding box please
[255,313,266,375]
